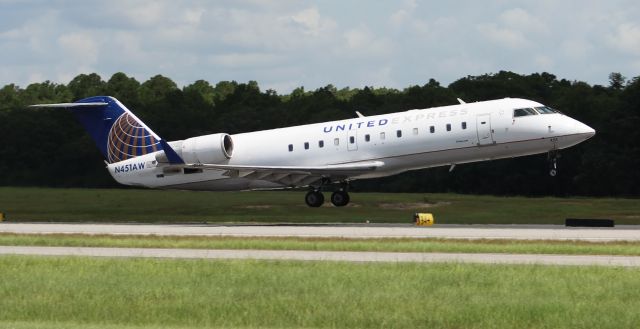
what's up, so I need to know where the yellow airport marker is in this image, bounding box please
[414,213,434,226]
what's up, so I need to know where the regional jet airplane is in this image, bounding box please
[32,96,595,207]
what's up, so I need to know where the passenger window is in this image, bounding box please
[365,134,370,142]
[397,130,402,138]
[304,142,309,150]
[319,140,324,148]
[288,144,293,152]
[446,124,451,131]
[334,138,339,146]
[413,128,418,135]
[380,132,386,140]
[430,126,435,133]
[349,136,355,144]
[462,122,467,129]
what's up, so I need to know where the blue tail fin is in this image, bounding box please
[73,96,164,163]
[58,96,164,163]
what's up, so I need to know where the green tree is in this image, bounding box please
[183,80,216,106]
[106,72,141,107]
[138,75,179,105]
[0,84,21,111]
[608,72,626,90]
[68,73,106,100]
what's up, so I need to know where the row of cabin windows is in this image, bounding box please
[288,121,467,152]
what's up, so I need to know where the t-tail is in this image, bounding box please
[30,96,183,164]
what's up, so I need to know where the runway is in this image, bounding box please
[1,222,640,241]
[1,245,639,267]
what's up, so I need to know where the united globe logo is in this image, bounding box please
[107,113,160,163]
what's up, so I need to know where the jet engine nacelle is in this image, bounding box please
[168,133,234,164]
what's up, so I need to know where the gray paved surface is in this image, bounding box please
[1,223,640,241]
[1,245,639,267]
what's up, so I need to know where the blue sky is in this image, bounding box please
[1,0,639,93]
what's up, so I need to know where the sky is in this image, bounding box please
[1,0,639,93]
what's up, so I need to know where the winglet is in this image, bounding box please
[159,140,185,165]
[457,98,466,104]
[355,111,365,118]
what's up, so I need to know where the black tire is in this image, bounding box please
[305,191,324,207]
[331,190,350,207]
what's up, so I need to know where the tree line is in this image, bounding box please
[0,71,638,196]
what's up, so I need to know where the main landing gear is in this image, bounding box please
[304,183,351,207]
[548,150,560,177]
[305,189,324,207]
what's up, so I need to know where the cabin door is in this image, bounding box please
[476,114,494,145]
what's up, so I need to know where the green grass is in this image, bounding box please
[4,233,640,256]
[0,256,639,329]
[1,187,639,224]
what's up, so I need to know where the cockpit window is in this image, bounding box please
[513,108,538,117]
[534,106,559,114]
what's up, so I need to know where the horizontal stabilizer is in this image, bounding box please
[29,102,108,108]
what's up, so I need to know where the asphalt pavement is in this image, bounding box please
[1,222,639,241]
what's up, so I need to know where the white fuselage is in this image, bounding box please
[107,98,595,190]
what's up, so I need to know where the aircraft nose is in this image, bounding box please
[575,120,596,139]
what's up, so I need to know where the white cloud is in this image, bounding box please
[111,31,144,61]
[208,53,284,68]
[477,24,531,49]
[291,7,321,36]
[342,25,393,58]
[500,8,548,34]
[183,8,204,25]
[120,1,167,27]
[344,27,371,49]
[476,7,549,50]
[26,72,44,85]
[288,6,338,39]
[390,0,418,27]
[57,32,98,64]
[561,39,594,60]
[390,9,410,27]
[608,23,640,55]
[389,0,429,35]
[362,65,396,88]
[533,55,554,71]
[0,1,638,92]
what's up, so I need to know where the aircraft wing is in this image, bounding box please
[184,161,385,186]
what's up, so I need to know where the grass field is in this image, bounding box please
[1,187,639,224]
[0,256,639,329]
[3,233,640,256]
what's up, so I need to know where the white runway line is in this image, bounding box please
[1,223,640,241]
[1,246,640,267]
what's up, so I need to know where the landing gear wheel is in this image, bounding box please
[330,190,350,207]
[548,151,560,177]
[549,157,558,176]
[305,190,324,207]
